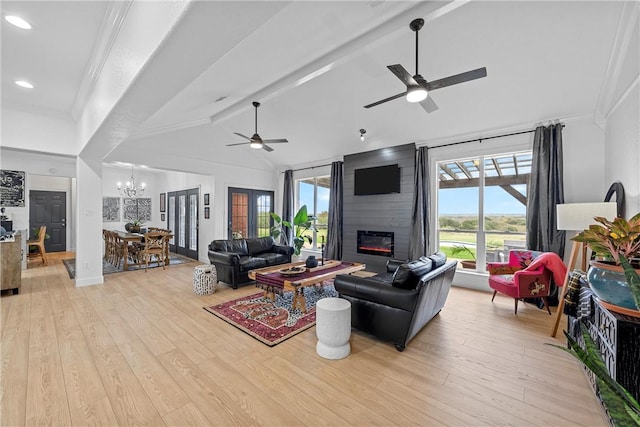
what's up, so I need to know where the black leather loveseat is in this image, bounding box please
[208,236,294,289]
[334,252,457,351]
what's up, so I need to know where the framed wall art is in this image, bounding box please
[123,198,152,222]
[204,193,210,206]
[102,197,121,221]
[204,207,210,219]
[160,192,166,212]
[0,169,26,207]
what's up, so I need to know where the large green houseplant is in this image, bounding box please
[270,205,316,256]
[572,212,640,311]
[549,329,640,426]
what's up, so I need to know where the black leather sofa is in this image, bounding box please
[334,252,457,351]
[208,236,293,289]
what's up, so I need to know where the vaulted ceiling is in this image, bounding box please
[1,1,625,174]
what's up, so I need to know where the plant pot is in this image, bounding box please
[460,260,476,269]
[587,261,640,317]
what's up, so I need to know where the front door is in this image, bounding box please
[227,187,274,239]
[167,188,199,259]
[29,190,66,252]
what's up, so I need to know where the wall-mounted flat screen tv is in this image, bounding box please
[354,164,401,195]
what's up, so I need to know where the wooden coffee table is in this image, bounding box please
[249,260,365,313]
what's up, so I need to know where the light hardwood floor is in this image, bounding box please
[1,252,607,426]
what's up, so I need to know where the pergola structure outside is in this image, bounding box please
[438,152,532,206]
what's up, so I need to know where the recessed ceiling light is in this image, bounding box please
[15,80,34,89]
[5,15,32,30]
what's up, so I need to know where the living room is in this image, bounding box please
[1,1,639,425]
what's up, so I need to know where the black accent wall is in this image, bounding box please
[343,143,415,273]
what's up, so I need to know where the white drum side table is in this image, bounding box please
[316,297,351,359]
[193,264,217,295]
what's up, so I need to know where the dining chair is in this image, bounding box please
[27,225,48,265]
[138,231,169,272]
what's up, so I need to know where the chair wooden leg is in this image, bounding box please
[541,297,552,315]
[514,298,518,315]
[491,290,497,302]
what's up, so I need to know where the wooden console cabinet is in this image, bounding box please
[1,233,22,294]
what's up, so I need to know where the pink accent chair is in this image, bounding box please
[487,250,553,314]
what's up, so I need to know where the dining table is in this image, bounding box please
[113,231,144,271]
[112,230,173,271]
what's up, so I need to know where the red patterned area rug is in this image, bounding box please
[203,282,337,347]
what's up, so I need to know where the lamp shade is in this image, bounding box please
[556,202,617,231]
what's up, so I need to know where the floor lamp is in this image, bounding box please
[550,202,618,337]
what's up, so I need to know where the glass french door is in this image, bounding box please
[167,188,199,259]
[227,187,274,239]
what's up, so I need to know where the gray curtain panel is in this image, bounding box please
[325,161,344,260]
[526,124,566,257]
[409,146,430,259]
[282,169,294,245]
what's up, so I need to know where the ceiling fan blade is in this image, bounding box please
[226,142,250,147]
[363,92,406,109]
[233,132,252,141]
[262,144,274,152]
[387,64,418,87]
[419,96,439,113]
[426,67,487,91]
[262,138,288,144]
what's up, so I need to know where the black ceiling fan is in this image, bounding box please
[226,101,288,152]
[364,18,487,113]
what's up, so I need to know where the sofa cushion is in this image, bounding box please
[392,259,433,290]
[259,252,290,266]
[427,251,447,268]
[227,239,248,255]
[237,256,267,272]
[211,240,228,252]
[247,236,275,256]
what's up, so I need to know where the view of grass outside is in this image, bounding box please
[438,151,531,271]
[439,215,527,264]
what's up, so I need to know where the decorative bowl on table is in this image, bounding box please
[279,266,307,277]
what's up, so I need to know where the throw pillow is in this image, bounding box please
[392,259,433,290]
[428,251,447,268]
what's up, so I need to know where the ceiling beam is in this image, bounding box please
[208,0,467,126]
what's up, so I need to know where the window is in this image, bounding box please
[437,151,531,271]
[296,175,330,250]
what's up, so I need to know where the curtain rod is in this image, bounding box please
[284,163,333,173]
[427,123,565,150]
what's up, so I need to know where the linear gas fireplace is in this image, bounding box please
[357,230,394,257]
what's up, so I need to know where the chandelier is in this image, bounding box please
[117,166,145,198]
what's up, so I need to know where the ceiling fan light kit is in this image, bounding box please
[406,86,427,103]
[364,18,487,113]
[226,101,288,152]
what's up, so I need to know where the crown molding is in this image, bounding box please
[594,1,640,129]
[71,1,133,121]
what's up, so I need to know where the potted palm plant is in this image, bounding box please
[270,205,316,256]
[572,212,640,315]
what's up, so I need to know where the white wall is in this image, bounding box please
[1,108,78,155]
[603,14,640,217]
